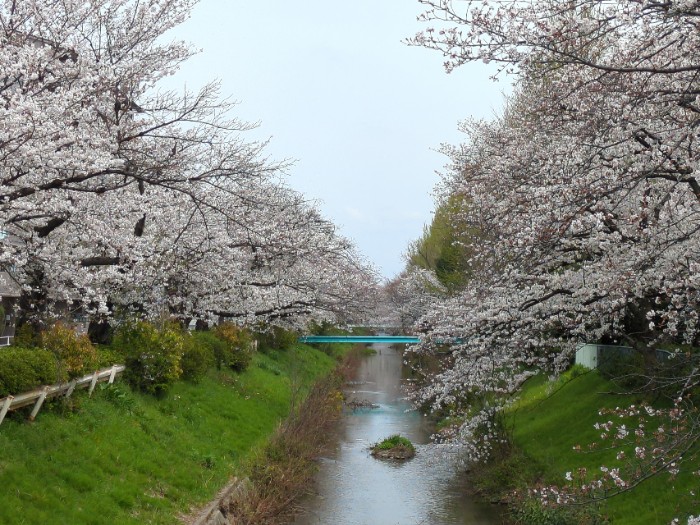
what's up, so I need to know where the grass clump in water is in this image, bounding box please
[371,434,416,459]
[374,434,414,450]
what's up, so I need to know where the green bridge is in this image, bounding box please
[298,335,421,344]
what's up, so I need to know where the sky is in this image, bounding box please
[165,0,507,280]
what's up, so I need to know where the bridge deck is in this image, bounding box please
[298,335,420,344]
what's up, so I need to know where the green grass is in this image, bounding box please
[508,369,699,524]
[0,343,341,525]
[373,434,415,451]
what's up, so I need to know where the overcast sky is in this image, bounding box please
[166,0,507,279]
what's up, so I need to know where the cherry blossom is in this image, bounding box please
[0,0,378,327]
[403,0,700,486]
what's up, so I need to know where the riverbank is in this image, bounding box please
[470,368,698,524]
[0,342,348,525]
[212,347,361,525]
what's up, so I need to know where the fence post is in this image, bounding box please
[88,370,100,397]
[0,396,14,426]
[29,387,48,421]
[65,379,77,398]
[108,365,117,384]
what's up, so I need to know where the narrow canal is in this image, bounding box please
[290,343,501,525]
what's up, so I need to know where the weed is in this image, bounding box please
[373,434,414,451]
[257,361,282,375]
[99,383,138,415]
[568,363,588,378]
[226,354,356,525]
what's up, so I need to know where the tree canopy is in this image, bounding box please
[0,0,378,327]
[398,0,700,514]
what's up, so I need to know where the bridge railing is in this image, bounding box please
[298,335,421,344]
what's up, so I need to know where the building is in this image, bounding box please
[575,343,671,370]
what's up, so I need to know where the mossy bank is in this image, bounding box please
[0,341,347,525]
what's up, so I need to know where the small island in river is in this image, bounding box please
[370,434,416,460]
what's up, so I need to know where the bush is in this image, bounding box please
[307,320,339,336]
[191,331,229,370]
[180,334,213,383]
[13,323,39,347]
[256,325,297,352]
[0,347,62,397]
[568,363,588,378]
[95,346,123,368]
[214,323,254,372]
[40,323,98,379]
[113,321,184,396]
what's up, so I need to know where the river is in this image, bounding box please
[290,343,501,525]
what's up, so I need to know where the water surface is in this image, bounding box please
[291,344,501,525]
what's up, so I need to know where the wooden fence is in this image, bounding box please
[0,364,125,426]
[0,335,13,347]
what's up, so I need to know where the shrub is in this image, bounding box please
[95,346,123,368]
[257,360,282,376]
[180,334,213,382]
[190,331,228,370]
[256,325,297,352]
[0,347,62,397]
[40,323,98,379]
[307,320,339,336]
[568,363,588,379]
[113,321,184,396]
[214,323,254,372]
[13,323,39,347]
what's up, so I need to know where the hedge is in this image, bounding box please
[0,347,63,397]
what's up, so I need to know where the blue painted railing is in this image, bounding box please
[298,335,421,344]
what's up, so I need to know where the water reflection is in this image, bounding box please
[290,344,500,525]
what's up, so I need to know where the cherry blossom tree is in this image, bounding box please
[404,1,700,508]
[384,267,447,331]
[0,0,378,328]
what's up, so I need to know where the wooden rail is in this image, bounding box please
[0,364,125,426]
[0,335,13,347]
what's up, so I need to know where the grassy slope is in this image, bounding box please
[510,370,697,523]
[0,343,341,525]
